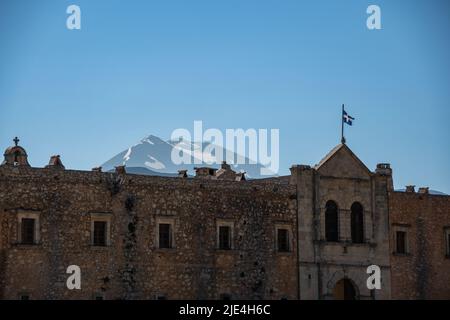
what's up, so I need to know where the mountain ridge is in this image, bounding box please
[101,134,276,179]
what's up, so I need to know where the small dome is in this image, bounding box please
[2,137,30,166]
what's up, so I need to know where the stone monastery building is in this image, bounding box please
[0,138,449,300]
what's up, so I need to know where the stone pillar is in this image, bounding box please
[372,163,393,299]
[375,163,393,192]
[290,165,319,299]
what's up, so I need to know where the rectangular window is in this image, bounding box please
[447,233,450,256]
[277,228,290,252]
[216,221,234,250]
[90,213,111,247]
[17,211,40,245]
[218,226,231,250]
[21,218,35,244]
[396,231,406,254]
[446,228,450,257]
[93,221,107,246]
[159,223,172,249]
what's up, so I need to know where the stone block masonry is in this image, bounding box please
[0,165,298,300]
[389,191,450,299]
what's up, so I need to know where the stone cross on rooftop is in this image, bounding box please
[13,137,19,146]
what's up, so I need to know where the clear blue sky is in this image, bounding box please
[1,0,449,192]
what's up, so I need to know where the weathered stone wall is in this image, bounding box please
[0,166,298,300]
[1,144,449,301]
[389,191,450,300]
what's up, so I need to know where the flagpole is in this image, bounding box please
[341,104,345,144]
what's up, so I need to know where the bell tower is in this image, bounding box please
[1,137,30,166]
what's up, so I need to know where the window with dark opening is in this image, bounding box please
[446,231,450,256]
[351,202,364,243]
[93,221,107,246]
[448,233,450,255]
[21,218,35,244]
[277,228,290,252]
[218,226,231,250]
[325,201,339,242]
[396,231,406,254]
[159,223,172,248]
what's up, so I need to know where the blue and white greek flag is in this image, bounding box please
[343,110,355,126]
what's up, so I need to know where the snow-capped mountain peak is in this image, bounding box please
[140,134,168,145]
[101,134,275,178]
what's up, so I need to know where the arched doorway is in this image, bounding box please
[333,278,358,300]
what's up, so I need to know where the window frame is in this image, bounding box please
[156,217,175,249]
[392,224,410,255]
[17,211,40,245]
[275,223,293,253]
[444,227,450,258]
[90,213,112,247]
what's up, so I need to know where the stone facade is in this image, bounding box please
[290,144,392,300]
[0,164,298,300]
[389,190,450,299]
[0,139,449,300]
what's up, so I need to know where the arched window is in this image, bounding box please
[325,200,339,242]
[14,150,20,163]
[351,202,364,243]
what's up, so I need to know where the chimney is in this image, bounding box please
[115,165,126,175]
[45,155,65,170]
[221,161,231,171]
[92,166,102,172]
[235,172,246,181]
[418,187,429,194]
[376,163,394,191]
[178,169,188,178]
[375,163,391,175]
[405,185,415,193]
[194,167,216,178]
